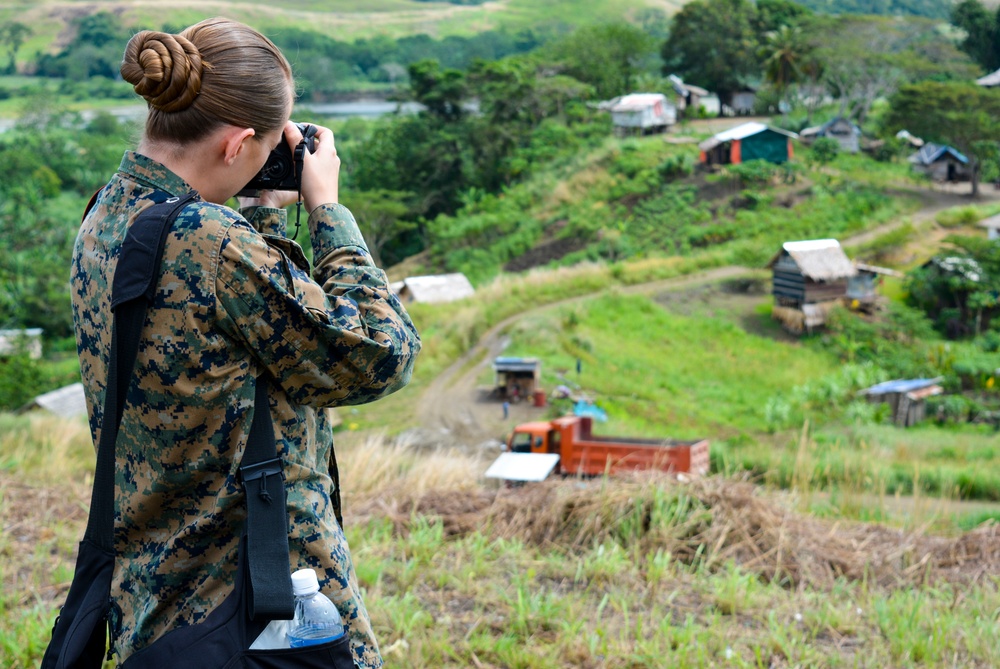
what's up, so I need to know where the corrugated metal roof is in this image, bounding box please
[28,382,88,418]
[977,67,1000,86]
[864,378,943,395]
[609,93,671,112]
[493,356,540,373]
[978,213,1000,229]
[908,143,969,166]
[767,239,857,281]
[698,122,798,151]
[398,273,475,304]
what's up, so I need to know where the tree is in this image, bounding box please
[546,22,655,100]
[951,0,1000,72]
[408,59,468,122]
[753,0,812,36]
[341,190,416,267]
[661,0,760,103]
[759,25,813,102]
[887,81,1000,196]
[814,17,908,125]
[0,21,31,75]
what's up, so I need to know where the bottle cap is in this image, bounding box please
[291,568,320,597]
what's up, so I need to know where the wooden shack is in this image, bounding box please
[847,262,902,312]
[978,213,1000,240]
[0,328,43,359]
[767,239,856,333]
[863,378,943,427]
[609,93,676,136]
[667,74,719,118]
[493,356,540,402]
[800,116,861,153]
[393,273,475,304]
[976,67,1000,87]
[908,143,970,182]
[698,122,797,166]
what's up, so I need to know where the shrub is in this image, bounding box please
[0,354,42,411]
[811,137,840,165]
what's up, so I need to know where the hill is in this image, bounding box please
[1,0,680,50]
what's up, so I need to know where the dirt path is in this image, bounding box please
[413,265,750,449]
[410,183,1000,450]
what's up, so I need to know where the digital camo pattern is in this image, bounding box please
[71,152,420,667]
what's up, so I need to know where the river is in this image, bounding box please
[0,99,429,133]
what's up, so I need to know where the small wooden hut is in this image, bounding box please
[908,143,970,182]
[393,273,475,304]
[493,357,541,402]
[979,213,1000,240]
[767,239,856,333]
[863,378,943,427]
[799,116,861,153]
[609,93,676,136]
[847,262,902,312]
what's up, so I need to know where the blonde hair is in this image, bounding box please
[120,17,293,143]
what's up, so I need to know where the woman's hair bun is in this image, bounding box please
[120,31,203,113]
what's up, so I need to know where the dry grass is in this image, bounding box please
[344,439,1000,592]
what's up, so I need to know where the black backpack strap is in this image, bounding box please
[87,191,294,621]
[239,375,295,620]
[85,192,198,550]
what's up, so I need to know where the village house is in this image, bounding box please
[667,74,720,118]
[908,143,971,182]
[799,116,861,153]
[976,67,1000,87]
[767,239,856,333]
[698,122,797,167]
[492,356,541,402]
[863,378,944,427]
[848,262,902,312]
[0,328,43,359]
[392,273,475,304]
[607,93,677,137]
[978,213,1000,240]
[723,89,757,116]
[19,382,88,418]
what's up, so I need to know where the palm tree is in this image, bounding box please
[759,25,814,117]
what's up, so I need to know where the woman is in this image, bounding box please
[71,17,419,668]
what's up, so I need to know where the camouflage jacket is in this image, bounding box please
[71,152,420,667]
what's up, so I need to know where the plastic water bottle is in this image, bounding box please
[286,568,345,648]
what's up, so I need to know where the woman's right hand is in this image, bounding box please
[292,121,340,213]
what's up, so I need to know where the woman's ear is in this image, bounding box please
[221,127,256,166]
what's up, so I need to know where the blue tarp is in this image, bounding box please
[574,401,608,422]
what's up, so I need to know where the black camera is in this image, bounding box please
[238,122,318,196]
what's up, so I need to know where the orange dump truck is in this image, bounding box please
[489,415,710,481]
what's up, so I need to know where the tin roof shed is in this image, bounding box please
[767,239,857,282]
[976,67,1000,87]
[394,273,475,304]
[20,382,88,418]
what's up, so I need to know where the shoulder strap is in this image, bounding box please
[85,192,198,550]
[84,191,293,619]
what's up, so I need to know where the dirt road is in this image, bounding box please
[410,183,1000,451]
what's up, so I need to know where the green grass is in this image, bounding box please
[4,403,999,668]
[502,292,837,439]
[346,515,1000,668]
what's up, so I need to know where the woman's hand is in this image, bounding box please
[236,122,339,213]
[298,122,340,213]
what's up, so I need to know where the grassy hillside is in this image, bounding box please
[1,0,679,51]
[3,418,999,668]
